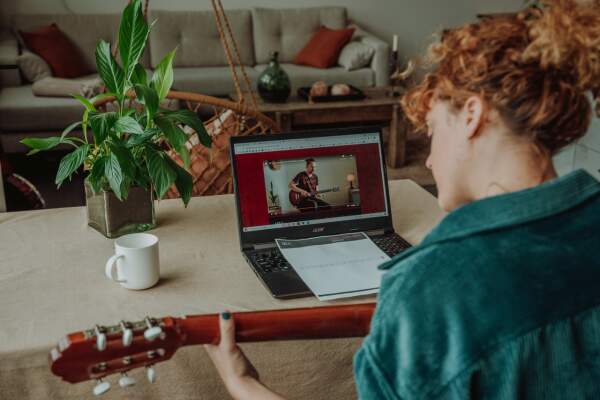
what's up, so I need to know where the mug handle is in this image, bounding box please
[105,254,126,283]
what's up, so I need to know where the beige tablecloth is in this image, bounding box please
[0,180,444,399]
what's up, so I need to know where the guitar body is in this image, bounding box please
[289,190,310,207]
[289,186,340,207]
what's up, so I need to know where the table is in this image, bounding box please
[0,180,444,400]
[237,87,409,168]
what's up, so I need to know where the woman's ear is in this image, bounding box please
[462,96,485,139]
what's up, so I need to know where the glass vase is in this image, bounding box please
[84,181,156,238]
[257,51,291,103]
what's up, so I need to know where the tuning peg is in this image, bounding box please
[146,365,156,383]
[93,379,110,396]
[119,373,136,388]
[95,325,107,351]
[144,317,162,341]
[120,321,133,347]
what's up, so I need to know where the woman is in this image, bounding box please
[205,1,600,398]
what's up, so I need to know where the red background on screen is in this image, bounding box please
[235,144,385,227]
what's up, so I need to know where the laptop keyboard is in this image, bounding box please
[249,233,411,275]
[371,233,412,257]
[250,250,292,274]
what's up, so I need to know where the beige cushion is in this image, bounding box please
[32,76,103,98]
[0,84,86,131]
[254,63,373,91]
[338,41,375,71]
[252,7,347,64]
[16,50,51,82]
[148,10,255,68]
[172,67,259,96]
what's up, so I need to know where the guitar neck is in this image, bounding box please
[177,303,375,346]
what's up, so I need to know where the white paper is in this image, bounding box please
[275,232,390,301]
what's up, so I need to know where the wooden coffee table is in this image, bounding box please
[234,87,408,168]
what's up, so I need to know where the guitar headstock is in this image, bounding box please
[50,316,184,395]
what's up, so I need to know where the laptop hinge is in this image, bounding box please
[365,228,387,236]
[243,242,277,251]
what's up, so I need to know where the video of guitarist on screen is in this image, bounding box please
[263,155,361,224]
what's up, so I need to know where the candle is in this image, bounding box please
[392,34,398,52]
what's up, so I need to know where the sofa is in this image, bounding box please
[0,7,389,154]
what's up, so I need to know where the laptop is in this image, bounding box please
[230,127,412,299]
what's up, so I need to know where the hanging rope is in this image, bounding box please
[211,0,245,102]
[211,0,259,110]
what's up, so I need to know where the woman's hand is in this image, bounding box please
[204,312,286,400]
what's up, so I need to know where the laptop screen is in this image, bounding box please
[231,130,391,237]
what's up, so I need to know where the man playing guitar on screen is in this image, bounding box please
[288,158,331,212]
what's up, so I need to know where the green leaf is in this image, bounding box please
[104,152,125,200]
[55,144,90,188]
[161,109,212,148]
[73,95,97,112]
[131,63,147,86]
[122,108,137,118]
[134,84,159,118]
[127,128,159,146]
[108,142,137,180]
[95,40,125,96]
[89,92,117,109]
[119,0,150,80]
[89,112,118,144]
[166,157,193,207]
[61,121,82,140]
[151,48,176,101]
[146,148,176,199]
[154,114,190,168]
[87,156,107,193]
[114,116,144,136]
[21,137,62,155]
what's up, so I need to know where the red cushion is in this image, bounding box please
[19,24,90,79]
[294,26,355,69]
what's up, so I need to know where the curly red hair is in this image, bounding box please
[402,0,600,153]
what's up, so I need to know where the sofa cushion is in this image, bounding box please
[293,27,355,69]
[254,63,373,91]
[172,67,259,96]
[0,83,88,132]
[148,10,255,68]
[338,41,376,71]
[11,14,151,71]
[19,23,91,78]
[16,50,52,82]
[32,76,103,98]
[252,7,347,64]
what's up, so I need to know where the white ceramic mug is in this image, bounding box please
[105,233,160,290]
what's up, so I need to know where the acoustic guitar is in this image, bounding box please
[289,186,340,207]
[49,303,375,396]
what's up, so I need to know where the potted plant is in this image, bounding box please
[21,0,211,238]
[267,181,281,215]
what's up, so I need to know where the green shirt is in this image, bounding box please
[354,170,600,399]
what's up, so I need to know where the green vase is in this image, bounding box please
[257,51,291,103]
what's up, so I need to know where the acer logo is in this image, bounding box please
[312,227,325,233]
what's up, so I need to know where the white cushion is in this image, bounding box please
[16,50,51,82]
[338,42,375,71]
